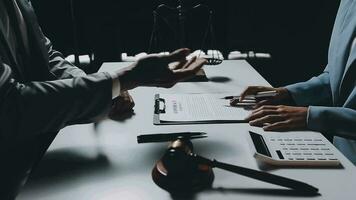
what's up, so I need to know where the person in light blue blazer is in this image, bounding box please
[232,0,356,163]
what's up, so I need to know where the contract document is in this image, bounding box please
[154,93,251,124]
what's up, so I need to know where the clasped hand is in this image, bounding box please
[108,48,206,118]
[117,48,207,91]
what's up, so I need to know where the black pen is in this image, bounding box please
[221,96,237,100]
[222,91,277,100]
[137,132,207,144]
[254,91,277,98]
[221,96,256,100]
[138,135,208,143]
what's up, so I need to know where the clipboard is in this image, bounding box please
[154,94,248,125]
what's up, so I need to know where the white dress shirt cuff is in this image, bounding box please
[109,72,121,99]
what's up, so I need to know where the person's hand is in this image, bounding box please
[230,86,293,107]
[108,91,135,119]
[246,105,308,131]
[116,48,207,90]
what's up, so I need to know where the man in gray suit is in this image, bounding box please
[232,0,356,163]
[0,0,206,198]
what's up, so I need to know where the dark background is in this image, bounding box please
[30,0,340,86]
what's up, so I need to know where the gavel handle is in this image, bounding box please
[191,154,318,194]
[212,159,319,194]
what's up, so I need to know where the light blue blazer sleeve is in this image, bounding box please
[285,63,356,138]
[307,105,356,139]
[285,65,333,106]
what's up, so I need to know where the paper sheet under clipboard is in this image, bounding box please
[154,93,251,124]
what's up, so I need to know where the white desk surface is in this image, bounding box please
[18,60,356,200]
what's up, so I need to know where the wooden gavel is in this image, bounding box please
[153,139,319,194]
[152,139,214,194]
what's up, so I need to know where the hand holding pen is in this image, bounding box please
[229,86,293,108]
[224,91,277,107]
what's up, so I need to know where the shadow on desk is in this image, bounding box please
[207,187,321,197]
[108,110,136,122]
[28,147,111,183]
[256,160,345,172]
[208,76,232,83]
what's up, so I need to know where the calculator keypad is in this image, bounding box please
[267,136,339,162]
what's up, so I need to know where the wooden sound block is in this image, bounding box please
[152,160,214,195]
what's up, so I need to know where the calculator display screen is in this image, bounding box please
[250,132,271,157]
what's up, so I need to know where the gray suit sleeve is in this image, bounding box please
[45,36,87,79]
[29,0,86,79]
[0,63,113,140]
[285,65,332,106]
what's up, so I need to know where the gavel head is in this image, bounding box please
[152,139,214,195]
[161,139,195,177]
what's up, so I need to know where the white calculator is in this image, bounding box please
[248,131,340,167]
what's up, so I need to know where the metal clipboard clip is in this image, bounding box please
[155,98,166,114]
